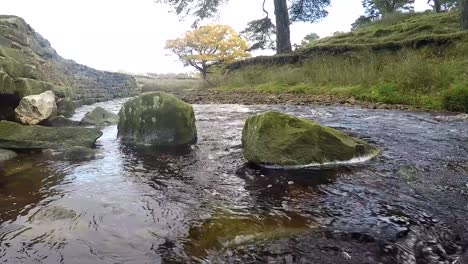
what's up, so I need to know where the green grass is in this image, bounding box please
[214,11,468,112]
[315,11,462,47]
[135,76,204,93]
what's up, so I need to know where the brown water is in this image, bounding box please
[0,99,467,263]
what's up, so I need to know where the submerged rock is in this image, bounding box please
[186,212,313,257]
[242,112,379,167]
[0,148,17,162]
[118,92,197,146]
[81,106,119,126]
[56,98,75,118]
[14,90,57,125]
[397,165,424,182]
[29,206,77,222]
[434,113,468,122]
[63,146,96,161]
[0,120,102,150]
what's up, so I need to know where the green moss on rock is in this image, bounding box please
[186,212,313,257]
[118,92,197,146]
[0,120,102,150]
[56,98,75,118]
[81,107,118,126]
[242,112,379,166]
[0,70,16,94]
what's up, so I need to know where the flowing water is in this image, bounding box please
[0,99,467,264]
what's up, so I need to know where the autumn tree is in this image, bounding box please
[155,0,331,54]
[363,0,415,18]
[165,24,250,80]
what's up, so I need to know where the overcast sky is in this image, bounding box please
[3,0,431,74]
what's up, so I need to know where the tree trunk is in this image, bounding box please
[433,0,441,12]
[463,0,468,30]
[201,69,207,80]
[200,61,208,80]
[273,0,292,54]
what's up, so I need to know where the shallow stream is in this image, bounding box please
[1,99,467,263]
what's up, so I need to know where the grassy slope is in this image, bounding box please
[213,11,468,112]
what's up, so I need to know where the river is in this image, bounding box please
[0,99,467,263]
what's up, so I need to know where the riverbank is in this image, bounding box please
[161,88,416,110]
[209,11,468,113]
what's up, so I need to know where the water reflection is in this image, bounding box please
[0,154,67,222]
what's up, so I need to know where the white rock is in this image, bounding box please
[0,148,17,162]
[15,90,57,125]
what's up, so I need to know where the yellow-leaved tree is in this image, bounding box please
[165,25,250,80]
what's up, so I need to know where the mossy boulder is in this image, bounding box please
[63,146,95,161]
[0,120,102,150]
[81,107,119,126]
[242,112,379,167]
[118,92,197,146]
[56,98,75,118]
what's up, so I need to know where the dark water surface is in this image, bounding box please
[0,99,467,263]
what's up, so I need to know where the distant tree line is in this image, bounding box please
[157,0,468,59]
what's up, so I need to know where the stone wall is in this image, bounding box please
[0,15,140,107]
[69,63,139,106]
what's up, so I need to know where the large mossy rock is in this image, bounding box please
[81,107,119,126]
[0,121,102,150]
[15,90,57,125]
[242,112,379,166]
[118,92,197,146]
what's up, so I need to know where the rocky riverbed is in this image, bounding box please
[0,98,467,263]
[165,89,418,111]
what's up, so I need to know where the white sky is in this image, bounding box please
[3,0,431,74]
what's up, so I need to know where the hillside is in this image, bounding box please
[0,15,139,115]
[217,11,468,112]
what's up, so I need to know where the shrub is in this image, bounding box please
[442,85,468,112]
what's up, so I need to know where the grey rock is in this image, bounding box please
[63,146,96,161]
[0,148,17,162]
[81,107,119,126]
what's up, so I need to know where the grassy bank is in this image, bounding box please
[213,11,468,112]
[135,75,203,93]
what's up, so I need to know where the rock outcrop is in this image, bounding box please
[14,90,57,125]
[118,92,197,146]
[242,112,379,167]
[0,15,139,119]
[81,107,119,126]
[0,120,102,150]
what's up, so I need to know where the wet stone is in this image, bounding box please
[0,148,17,162]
